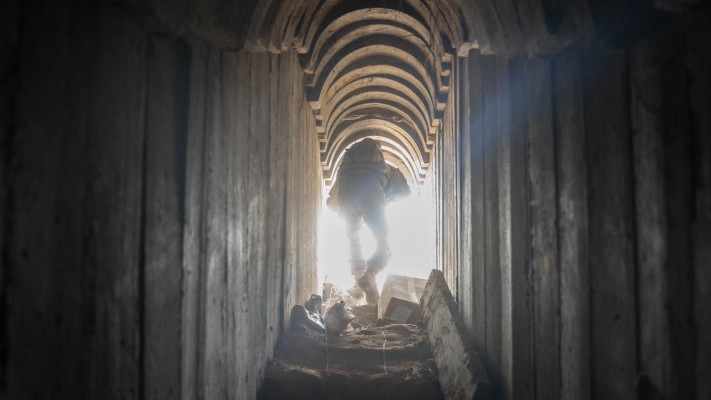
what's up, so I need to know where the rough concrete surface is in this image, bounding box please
[420,270,492,400]
[3,1,710,400]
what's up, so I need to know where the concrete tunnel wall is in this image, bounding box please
[448,10,711,400]
[1,1,321,399]
[2,0,711,400]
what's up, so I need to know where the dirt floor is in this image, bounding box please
[258,286,444,400]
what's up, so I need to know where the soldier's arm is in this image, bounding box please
[388,167,411,200]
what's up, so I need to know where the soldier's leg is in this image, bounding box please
[341,207,367,300]
[357,200,389,304]
[363,202,390,275]
[344,211,366,278]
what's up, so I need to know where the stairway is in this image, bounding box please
[258,303,445,400]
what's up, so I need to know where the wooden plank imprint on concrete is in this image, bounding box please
[420,269,492,400]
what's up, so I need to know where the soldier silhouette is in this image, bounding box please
[326,138,411,303]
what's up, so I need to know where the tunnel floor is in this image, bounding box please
[257,293,444,400]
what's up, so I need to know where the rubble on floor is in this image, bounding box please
[259,288,445,400]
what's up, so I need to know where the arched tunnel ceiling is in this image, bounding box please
[246,0,474,186]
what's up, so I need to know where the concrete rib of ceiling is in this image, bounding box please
[247,0,475,187]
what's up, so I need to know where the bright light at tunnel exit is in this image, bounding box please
[317,182,436,295]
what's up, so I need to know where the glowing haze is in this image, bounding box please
[318,182,435,294]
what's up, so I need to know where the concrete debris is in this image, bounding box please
[291,294,327,332]
[259,301,443,400]
[324,301,356,334]
[291,304,325,333]
[420,270,492,400]
[379,274,427,324]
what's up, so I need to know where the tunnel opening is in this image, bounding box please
[256,0,467,299]
[241,0,468,316]
[317,141,436,295]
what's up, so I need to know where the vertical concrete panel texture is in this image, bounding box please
[583,44,637,400]
[685,8,711,399]
[524,57,561,400]
[553,46,591,400]
[656,26,695,400]
[630,28,675,396]
[9,3,94,397]
[457,56,474,338]
[201,45,227,399]
[421,270,492,400]
[442,72,459,291]
[506,56,534,400]
[144,35,187,399]
[455,13,711,399]
[494,54,514,400]
[2,3,320,398]
[466,51,488,359]
[3,1,711,400]
[181,40,208,400]
[480,54,502,392]
[265,53,287,361]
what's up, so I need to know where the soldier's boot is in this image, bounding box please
[356,270,379,305]
[359,247,390,304]
[347,266,366,299]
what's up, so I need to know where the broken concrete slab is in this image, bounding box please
[420,269,493,400]
[379,274,428,324]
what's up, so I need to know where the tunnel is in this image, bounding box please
[1,0,710,399]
